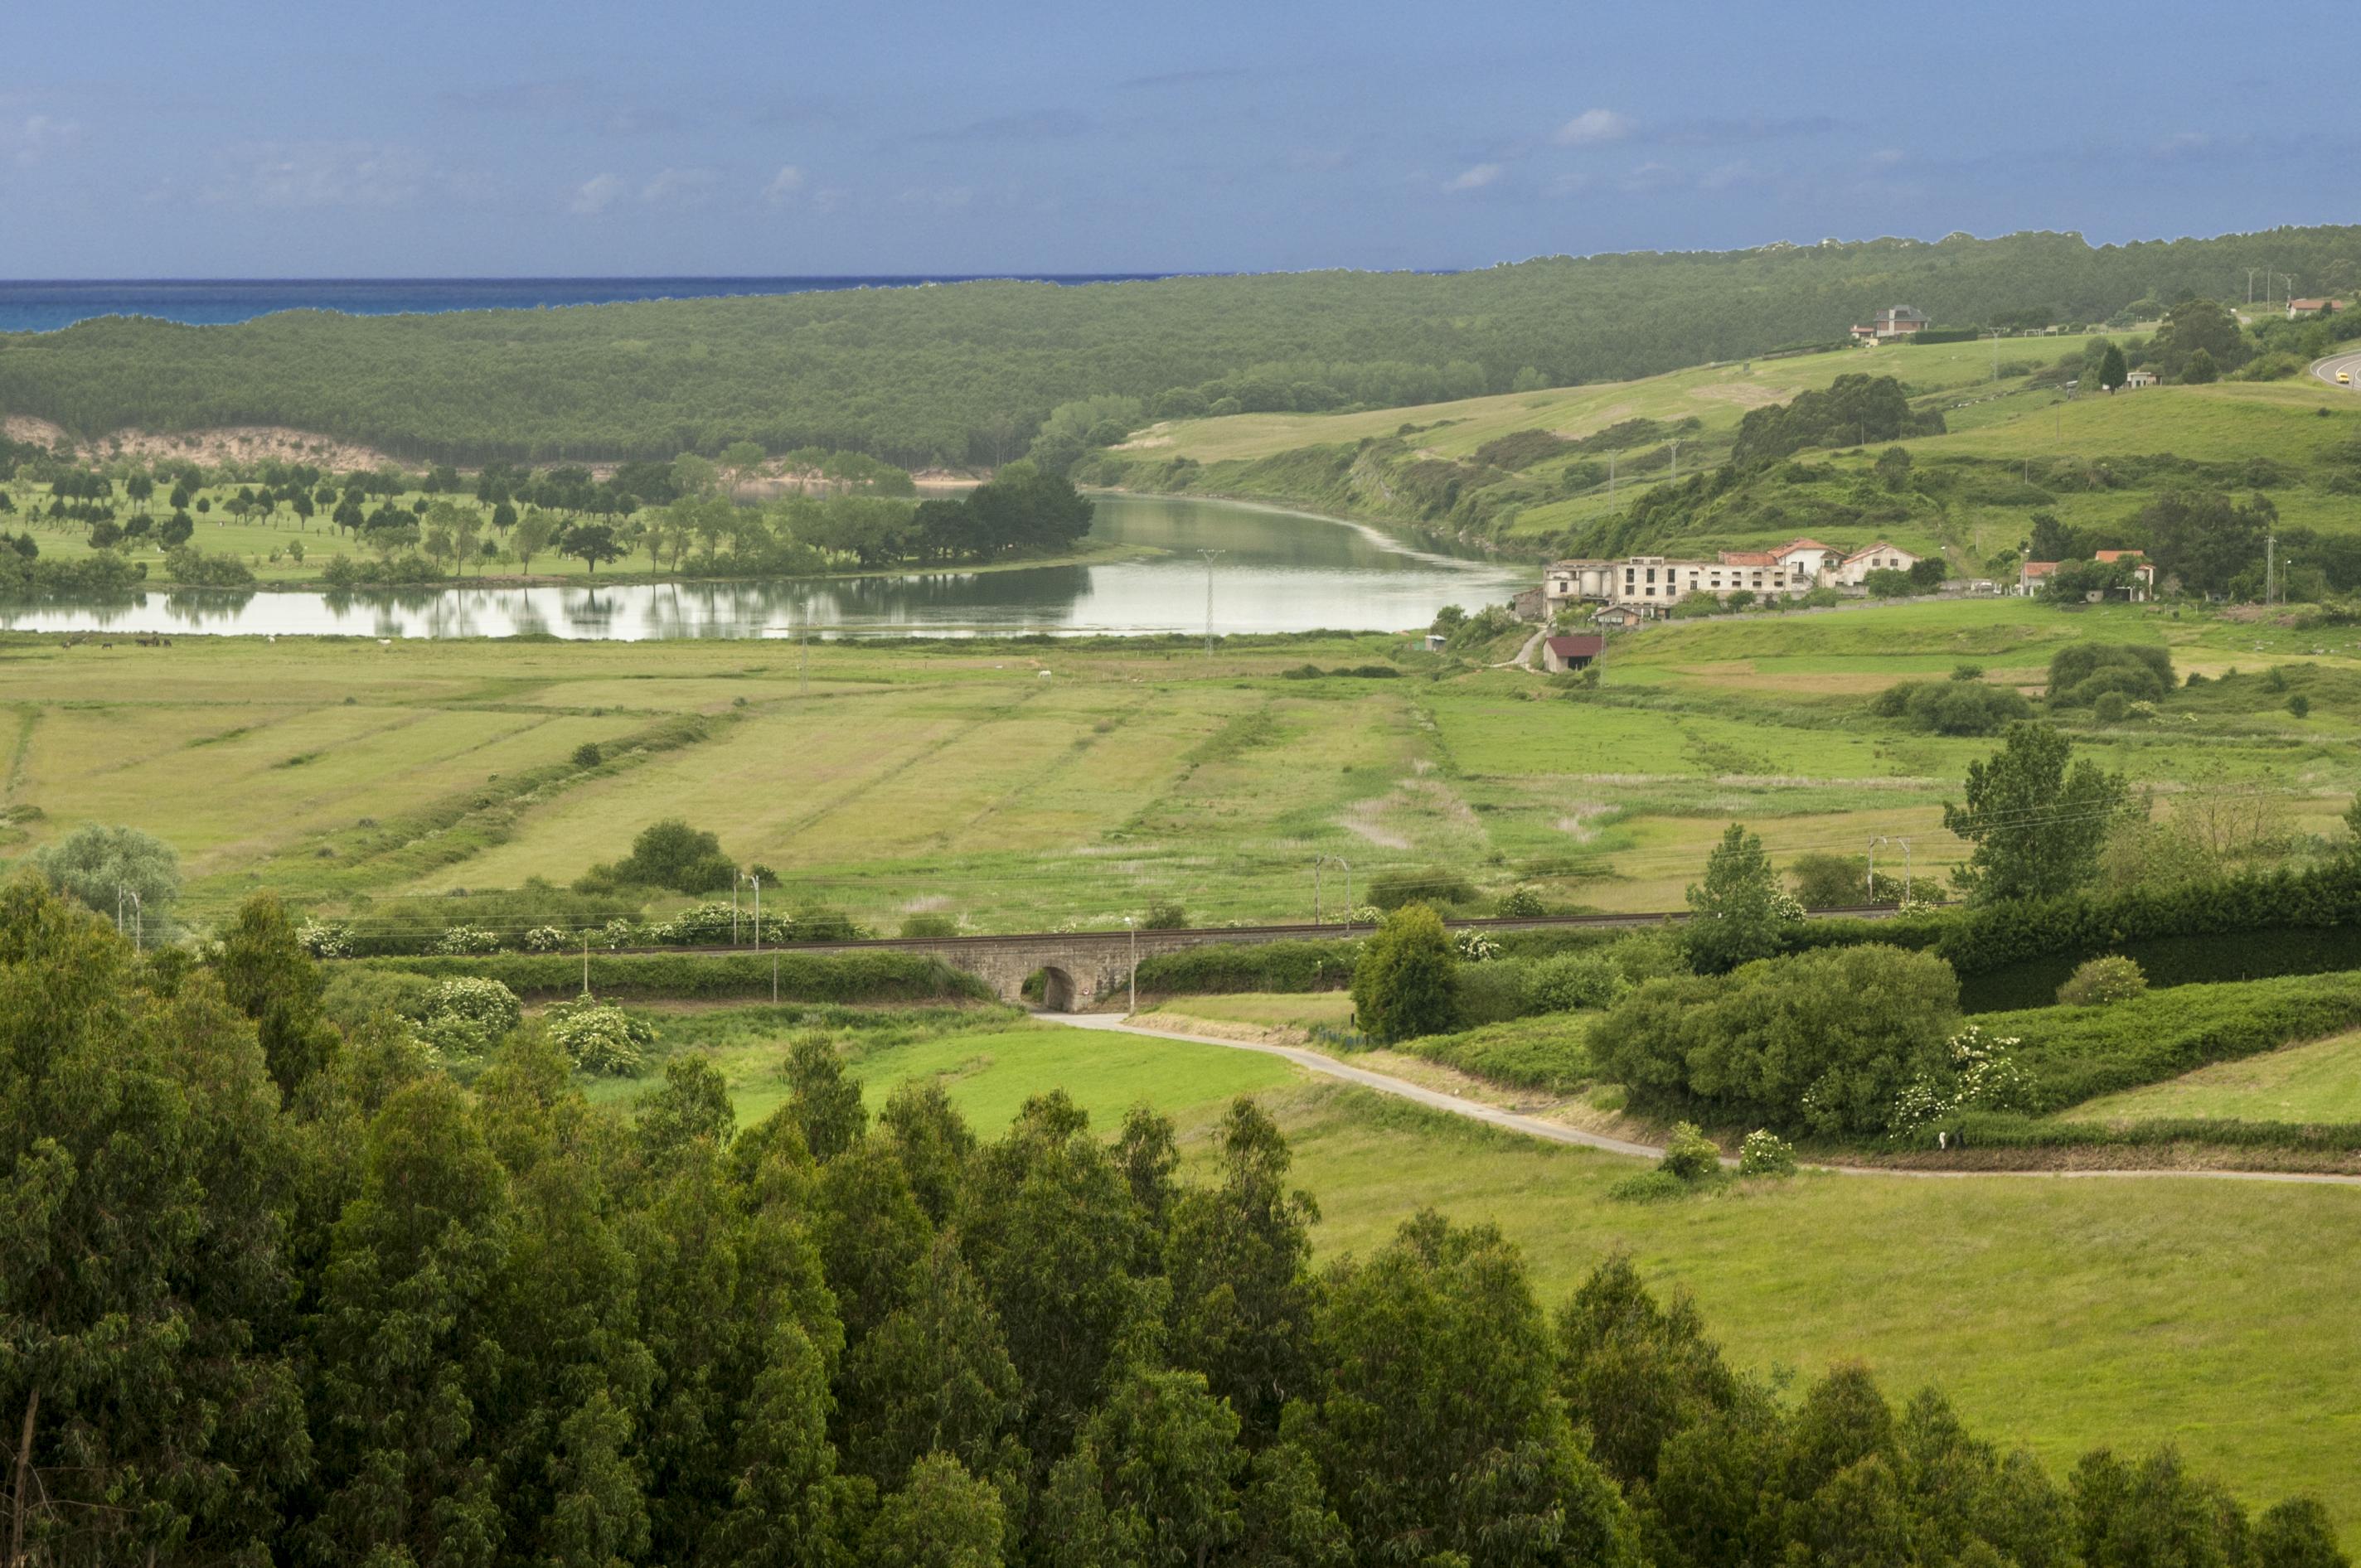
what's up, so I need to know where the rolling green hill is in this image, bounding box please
[7,226,2361,465]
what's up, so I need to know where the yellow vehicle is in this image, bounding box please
[2340,370,2352,385]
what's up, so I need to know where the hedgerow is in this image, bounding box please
[345,950,989,1003]
[1972,970,2361,1111]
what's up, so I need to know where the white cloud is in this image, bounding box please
[1554,108,1634,147]
[570,172,622,215]
[640,167,719,206]
[202,142,437,209]
[764,164,806,204]
[1445,162,1504,191]
[3,113,80,169]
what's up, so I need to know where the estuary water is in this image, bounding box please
[0,495,1527,641]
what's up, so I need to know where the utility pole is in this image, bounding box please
[1125,915,1137,1015]
[2247,267,2261,307]
[1667,438,1680,486]
[744,870,764,952]
[1990,329,2000,382]
[1199,549,1225,656]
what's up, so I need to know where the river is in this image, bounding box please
[0,495,1530,641]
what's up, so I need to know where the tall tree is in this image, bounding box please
[1943,722,2133,903]
[1682,822,1794,973]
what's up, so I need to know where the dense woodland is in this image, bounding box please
[1,873,2346,1567]
[7,228,2361,465]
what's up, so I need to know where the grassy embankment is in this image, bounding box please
[575,1004,2361,1546]
[1105,335,2361,567]
[5,596,2358,928]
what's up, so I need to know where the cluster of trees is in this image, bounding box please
[11,230,2361,464]
[1729,374,1946,469]
[3,872,2343,1566]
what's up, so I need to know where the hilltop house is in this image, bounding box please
[1849,306,1930,345]
[2016,561,2059,596]
[1540,634,1604,673]
[2288,298,2344,318]
[2122,367,2159,389]
[1834,541,1922,586]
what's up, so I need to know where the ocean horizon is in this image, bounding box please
[0,274,1187,333]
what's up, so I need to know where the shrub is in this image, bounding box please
[1789,851,1897,909]
[1607,1170,1691,1204]
[2289,694,2312,719]
[297,919,353,959]
[2058,955,2147,1006]
[1350,903,1459,1044]
[2092,691,2130,724]
[1659,1122,1722,1182]
[2047,643,2173,707]
[522,925,570,952]
[899,912,958,938]
[429,976,523,1035]
[1135,938,1360,995]
[1888,1024,2033,1133]
[1526,951,1631,1012]
[1738,1130,1797,1178]
[1496,887,1547,917]
[604,818,735,893]
[572,741,604,767]
[433,924,502,956]
[1868,678,2033,736]
[545,996,657,1076]
[1367,867,1477,910]
[1592,943,1962,1136]
[1450,959,1530,1027]
[1142,898,1189,930]
[1453,929,1500,963]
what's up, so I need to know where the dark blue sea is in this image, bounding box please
[0,275,1176,334]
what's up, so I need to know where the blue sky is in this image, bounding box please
[2,0,2352,277]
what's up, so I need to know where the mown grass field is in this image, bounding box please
[584,1008,2361,1544]
[6,593,2359,931]
[2072,1028,2361,1123]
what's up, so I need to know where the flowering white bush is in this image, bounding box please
[545,995,656,1077]
[429,977,522,1034]
[1889,1024,2030,1134]
[1738,1129,1797,1178]
[432,924,501,956]
[599,918,638,951]
[1453,929,1500,963]
[296,920,352,959]
[522,925,570,953]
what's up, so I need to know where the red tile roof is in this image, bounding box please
[1544,635,1606,658]
[1716,550,1777,567]
[2092,549,2145,563]
[2021,560,2060,578]
[1841,540,1907,564]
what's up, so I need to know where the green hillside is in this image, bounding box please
[7,226,2361,464]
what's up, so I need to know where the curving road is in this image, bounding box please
[1045,1013,2361,1188]
[2309,348,2361,390]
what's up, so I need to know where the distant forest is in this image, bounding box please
[5,227,2360,465]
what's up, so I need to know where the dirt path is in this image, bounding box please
[1043,1014,2361,1188]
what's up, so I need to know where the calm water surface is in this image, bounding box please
[0,496,1526,641]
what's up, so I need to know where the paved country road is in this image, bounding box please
[2310,348,2361,389]
[1044,1013,2361,1188]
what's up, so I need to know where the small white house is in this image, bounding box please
[1834,541,1921,587]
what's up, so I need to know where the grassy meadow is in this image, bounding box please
[579,1004,2361,1544]
[2071,1028,2361,1123]
[6,593,2360,931]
